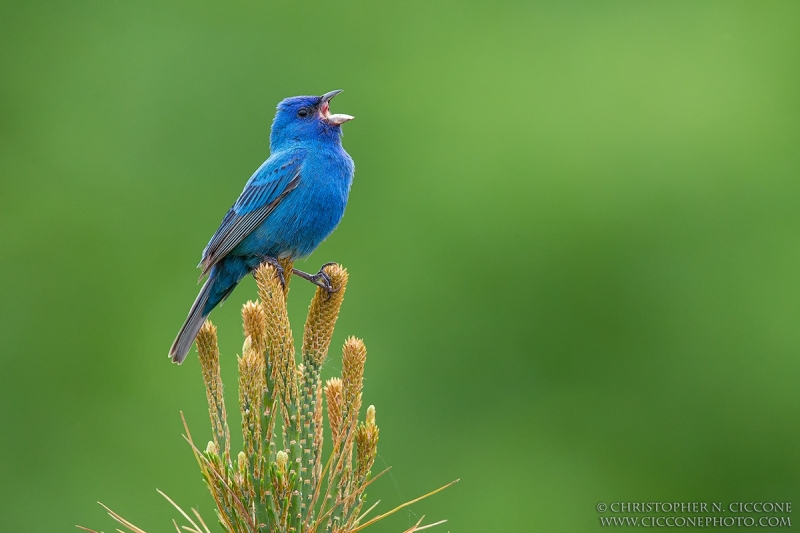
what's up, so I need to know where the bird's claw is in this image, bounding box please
[314,271,336,295]
[292,263,340,298]
[261,256,286,289]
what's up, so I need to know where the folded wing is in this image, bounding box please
[199,149,305,277]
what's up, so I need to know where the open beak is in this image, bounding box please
[320,90,354,125]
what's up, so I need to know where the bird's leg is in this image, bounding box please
[292,262,339,296]
[259,256,286,288]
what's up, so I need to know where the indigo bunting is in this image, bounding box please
[169,90,355,364]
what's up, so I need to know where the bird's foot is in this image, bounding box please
[260,256,287,288]
[293,262,339,297]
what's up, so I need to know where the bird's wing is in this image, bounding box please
[199,149,305,276]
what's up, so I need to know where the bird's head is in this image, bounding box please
[270,90,354,149]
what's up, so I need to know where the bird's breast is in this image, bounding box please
[242,148,353,260]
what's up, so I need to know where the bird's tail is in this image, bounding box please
[169,275,214,364]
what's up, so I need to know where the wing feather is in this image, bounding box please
[198,150,304,276]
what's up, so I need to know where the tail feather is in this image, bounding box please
[169,276,214,364]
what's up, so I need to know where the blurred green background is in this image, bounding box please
[1,1,799,531]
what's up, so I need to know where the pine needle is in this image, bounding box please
[191,507,212,533]
[350,480,459,532]
[157,489,203,533]
[98,502,147,533]
[351,499,381,527]
[405,519,448,532]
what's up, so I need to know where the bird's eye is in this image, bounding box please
[297,108,309,118]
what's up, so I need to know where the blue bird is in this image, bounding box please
[169,90,355,364]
